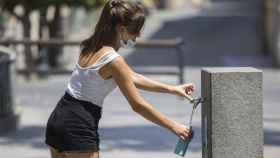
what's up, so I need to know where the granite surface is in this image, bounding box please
[202,67,263,158]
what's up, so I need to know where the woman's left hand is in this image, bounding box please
[171,83,195,98]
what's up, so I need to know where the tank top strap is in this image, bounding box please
[92,51,120,69]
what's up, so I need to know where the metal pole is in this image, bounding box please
[176,40,185,84]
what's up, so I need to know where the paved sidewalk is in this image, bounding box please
[0,67,279,158]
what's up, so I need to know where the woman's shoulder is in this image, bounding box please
[99,47,121,63]
[100,46,117,54]
[108,54,128,72]
[95,47,123,71]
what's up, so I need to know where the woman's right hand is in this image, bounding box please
[171,122,192,140]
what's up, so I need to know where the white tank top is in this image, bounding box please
[66,51,121,107]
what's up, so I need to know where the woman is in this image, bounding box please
[45,0,195,158]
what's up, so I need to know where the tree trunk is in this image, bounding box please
[0,13,4,37]
[22,12,33,78]
[48,6,64,68]
[38,9,48,65]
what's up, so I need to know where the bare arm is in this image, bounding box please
[124,66,174,93]
[109,57,190,140]
[133,72,175,93]
[127,67,195,98]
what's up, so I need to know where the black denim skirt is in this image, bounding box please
[45,92,102,152]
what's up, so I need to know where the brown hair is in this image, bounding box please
[80,0,146,55]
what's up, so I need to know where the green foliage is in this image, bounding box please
[0,14,3,24]
[73,0,106,10]
[0,0,106,14]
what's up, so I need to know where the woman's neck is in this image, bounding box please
[103,40,121,51]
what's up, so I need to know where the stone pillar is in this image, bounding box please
[201,67,263,158]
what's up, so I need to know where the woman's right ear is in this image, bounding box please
[115,24,121,38]
[116,24,125,33]
[115,24,121,35]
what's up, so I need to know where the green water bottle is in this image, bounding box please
[174,126,194,157]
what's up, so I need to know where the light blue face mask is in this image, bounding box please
[120,39,136,49]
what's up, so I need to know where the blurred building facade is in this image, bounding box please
[153,0,188,9]
[190,0,280,67]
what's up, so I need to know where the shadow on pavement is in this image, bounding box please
[100,125,201,152]
[125,15,275,68]
[0,124,202,152]
[0,125,47,149]
[0,124,279,152]
[264,129,280,146]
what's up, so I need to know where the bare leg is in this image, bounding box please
[49,146,67,158]
[64,151,99,158]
